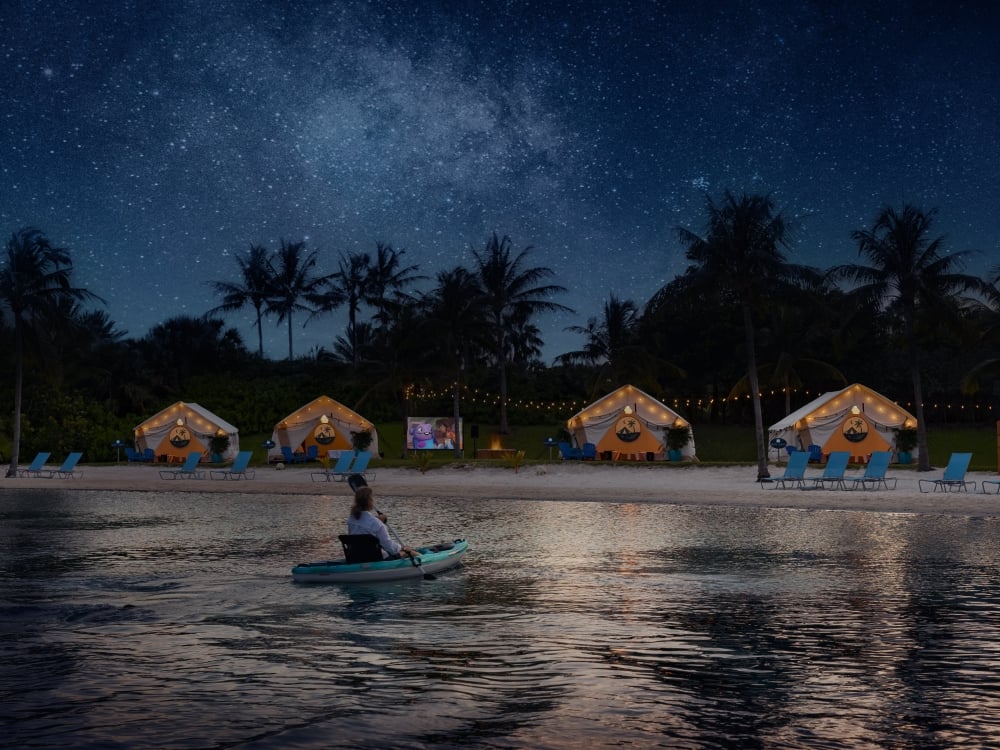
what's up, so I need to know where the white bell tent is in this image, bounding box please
[268,395,379,462]
[134,402,239,462]
[566,384,695,460]
[768,383,917,461]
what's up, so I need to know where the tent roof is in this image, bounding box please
[135,401,238,433]
[768,383,915,433]
[568,384,686,427]
[274,395,371,428]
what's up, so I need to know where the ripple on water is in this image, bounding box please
[2,489,999,748]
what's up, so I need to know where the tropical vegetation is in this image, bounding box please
[2,198,999,473]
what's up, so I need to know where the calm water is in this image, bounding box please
[1,488,999,749]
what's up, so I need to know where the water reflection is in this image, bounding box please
[1,488,999,748]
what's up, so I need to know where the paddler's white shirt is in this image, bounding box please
[347,510,401,558]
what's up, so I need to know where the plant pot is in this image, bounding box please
[668,449,682,462]
[898,451,912,465]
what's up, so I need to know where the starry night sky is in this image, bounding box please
[3,0,998,360]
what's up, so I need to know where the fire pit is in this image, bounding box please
[476,448,518,459]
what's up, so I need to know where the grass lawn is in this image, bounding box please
[240,421,999,473]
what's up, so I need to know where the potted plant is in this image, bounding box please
[350,429,373,454]
[894,426,918,464]
[665,423,691,461]
[209,433,230,463]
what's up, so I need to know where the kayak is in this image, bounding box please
[291,539,469,583]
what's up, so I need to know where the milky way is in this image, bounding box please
[3,0,998,359]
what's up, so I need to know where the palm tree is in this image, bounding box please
[731,299,847,415]
[472,233,570,433]
[0,228,102,476]
[676,192,816,480]
[333,251,371,366]
[266,240,328,360]
[364,242,425,329]
[421,266,488,455]
[960,263,1000,396]
[828,205,989,471]
[208,244,273,357]
[557,293,676,395]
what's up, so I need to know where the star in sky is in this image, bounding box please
[3,0,997,360]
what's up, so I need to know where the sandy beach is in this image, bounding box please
[4,461,999,516]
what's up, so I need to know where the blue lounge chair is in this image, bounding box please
[305,445,319,461]
[581,442,598,460]
[336,450,374,482]
[210,450,255,480]
[16,452,52,478]
[311,451,354,482]
[807,451,850,490]
[558,442,582,460]
[40,451,83,479]
[982,479,1000,494]
[806,444,823,463]
[848,451,897,491]
[760,450,809,489]
[125,447,143,464]
[918,452,975,493]
[142,448,155,463]
[159,451,205,480]
[281,445,308,464]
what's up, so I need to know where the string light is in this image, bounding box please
[402,382,995,418]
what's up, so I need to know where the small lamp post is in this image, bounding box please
[111,439,125,464]
[544,437,557,461]
[262,439,276,464]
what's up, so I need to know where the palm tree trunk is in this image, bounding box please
[743,305,769,480]
[453,354,464,458]
[286,312,294,360]
[498,354,509,435]
[254,305,264,358]
[7,319,23,477]
[911,363,930,471]
[901,311,931,471]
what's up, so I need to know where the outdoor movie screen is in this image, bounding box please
[407,417,462,450]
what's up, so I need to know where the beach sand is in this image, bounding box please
[3,461,999,516]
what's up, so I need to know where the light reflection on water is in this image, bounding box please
[2,489,999,748]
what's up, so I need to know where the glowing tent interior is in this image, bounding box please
[768,383,917,462]
[566,384,695,461]
[134,402,239,463]
[267,395,379,462]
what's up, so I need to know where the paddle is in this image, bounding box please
[348,474,435,580]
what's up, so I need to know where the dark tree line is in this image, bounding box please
[3,197,1000,473]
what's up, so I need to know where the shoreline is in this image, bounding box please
[3,462,1000,516]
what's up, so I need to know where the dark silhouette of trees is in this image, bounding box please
[364,243,425,329]
[208,244,274,357]
[829,205,990,471]
[1,228,102,476]
[421,266,488,456]
[333,251,371,366]
[266,240,329,360]
[472,232,570,433]
[676,192,817,480]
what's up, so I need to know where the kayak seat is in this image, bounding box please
[339,534,383,563]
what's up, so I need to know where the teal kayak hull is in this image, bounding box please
[291,539,469,583]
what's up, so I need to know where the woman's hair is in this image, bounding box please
[351,486,374,519]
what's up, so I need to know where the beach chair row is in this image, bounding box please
[156,450,257,480]
[311,450,374,482]
[762,451,990,493]
[14,451,83,479]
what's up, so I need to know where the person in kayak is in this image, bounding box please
[348,485,417,559]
